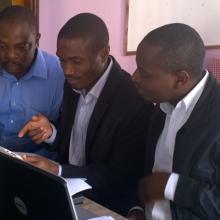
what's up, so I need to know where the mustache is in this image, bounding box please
[2,61,22,66]
[64,75,81,80]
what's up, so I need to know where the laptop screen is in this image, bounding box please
[0,150,78,220]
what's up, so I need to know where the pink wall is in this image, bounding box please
[204,50,220,69]
[39,0,220,74]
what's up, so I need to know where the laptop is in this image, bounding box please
[0,147,94,220]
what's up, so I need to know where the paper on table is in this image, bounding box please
[64,178,92,196]
[88,216,115,220]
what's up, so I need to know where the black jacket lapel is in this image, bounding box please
[85,58,123,154]
[173,74,219,173]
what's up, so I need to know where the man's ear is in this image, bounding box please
[100,45,110,63]
[174,70,190,89]
[36,33,41,47]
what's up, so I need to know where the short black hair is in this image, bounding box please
[58,13,109,52]
[141,23,205,78]
[0,5,37,34]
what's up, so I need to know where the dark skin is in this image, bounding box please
[19,37,110,172]
[18,115,51,144]
[0,20,45,139]
[138,173,170,205]
[18,37,110,143]
[127,173,170,220]
[0,20,40,79]
[129,41,203,220]
[56,37,110,93]
[132,41,200,106]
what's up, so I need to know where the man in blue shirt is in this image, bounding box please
[0,6,64,158]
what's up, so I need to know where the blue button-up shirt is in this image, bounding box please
[0,49,64,157]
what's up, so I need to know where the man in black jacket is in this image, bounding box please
[129,23,220,220]
[19,13,153,215]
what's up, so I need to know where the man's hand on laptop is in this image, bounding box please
[22,154,59,175]
[18,115,52,144]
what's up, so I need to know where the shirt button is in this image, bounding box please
[10,119,14,123]
[13,101,16,106]
[16,82,19,86]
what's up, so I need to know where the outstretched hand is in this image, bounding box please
[18,115,53,144]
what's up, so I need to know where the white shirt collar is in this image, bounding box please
[73,57,113,103]
[88,58,113,99]
[160,70,209,114]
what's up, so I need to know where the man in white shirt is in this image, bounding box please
[18,13,154,215]
[129,23,220,220]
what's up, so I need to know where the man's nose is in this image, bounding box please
[62,62,75,76]
[5,46,18,59]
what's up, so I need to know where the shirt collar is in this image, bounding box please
[74,57,113,102]
[25,49,48,80]
[160,70,209,114]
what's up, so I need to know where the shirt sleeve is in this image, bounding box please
[58,164,62,176]
[164,172,179,201]
[44,123,57,144]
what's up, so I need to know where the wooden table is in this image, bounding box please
[81,197,127,220]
